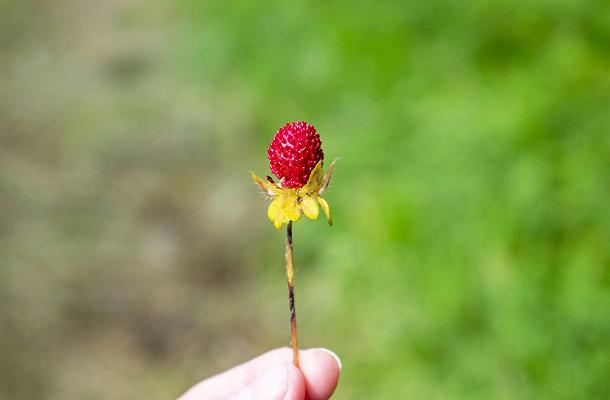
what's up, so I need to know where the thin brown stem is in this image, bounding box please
[285,221,299,368]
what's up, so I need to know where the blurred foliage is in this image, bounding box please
[1,0,608,399]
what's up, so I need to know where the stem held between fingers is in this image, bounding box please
[285,221,299,368]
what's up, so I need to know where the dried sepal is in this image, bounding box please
[320,157,340,195]
[301,161,324,195]
[250,171,275,196]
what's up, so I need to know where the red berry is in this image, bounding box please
[268,121,324,189]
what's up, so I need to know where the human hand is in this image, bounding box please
[179,347,341,400]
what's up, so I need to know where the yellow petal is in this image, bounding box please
[281,193,301,222]
[317,196,332,226]
[271,198,288,229]
[273,214,285,229]
[301,195,319,220]
[301,161,324,195]
[268,197,283,225]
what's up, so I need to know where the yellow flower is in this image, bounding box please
[251,159,338,229]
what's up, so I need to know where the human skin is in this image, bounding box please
[179,347,341,400]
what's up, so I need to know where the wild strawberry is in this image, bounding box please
[267,121,324,189]
[252,121,337,229]
[251,121,338,370]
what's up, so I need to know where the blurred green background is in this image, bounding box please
[1,0,608,399]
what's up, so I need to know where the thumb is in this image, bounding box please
[231,363,305,400]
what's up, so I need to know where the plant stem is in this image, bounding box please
[285,221,299,368]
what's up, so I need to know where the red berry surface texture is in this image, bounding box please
[267,121,324,189]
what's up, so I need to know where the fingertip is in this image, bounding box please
[238,362,305,400]
[178,348,303,400]
[299,348,341,400]
[317,348,342,371]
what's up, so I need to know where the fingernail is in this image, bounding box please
[317,348,342,370]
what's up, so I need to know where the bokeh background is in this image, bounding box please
[1,0,608,399]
